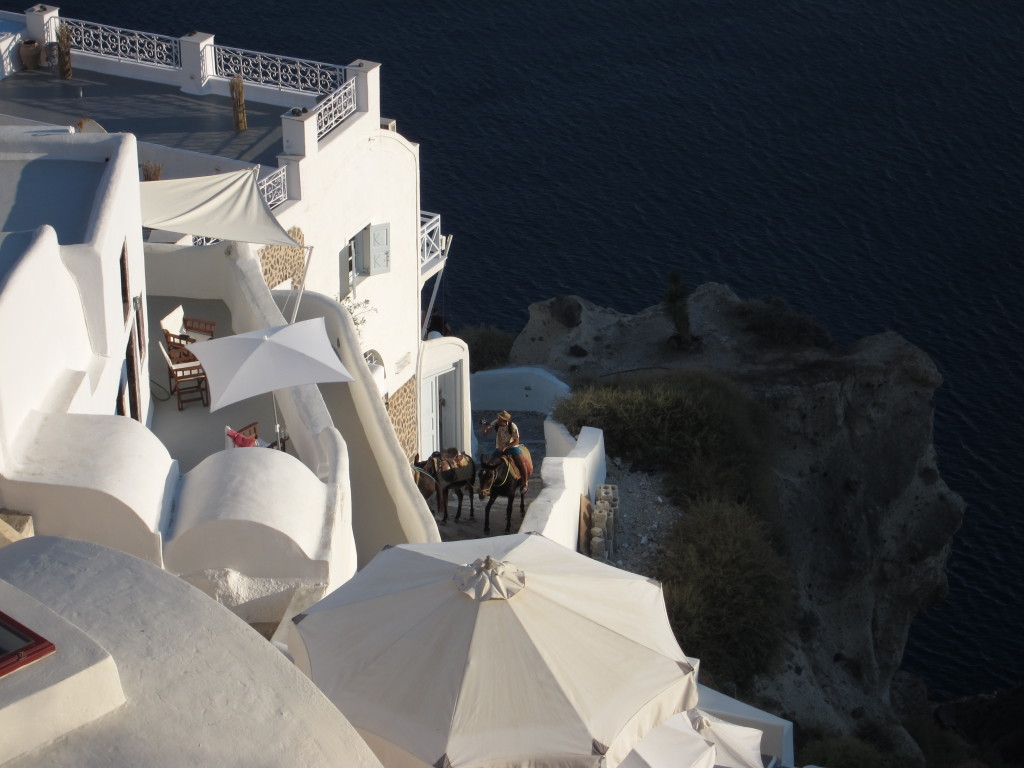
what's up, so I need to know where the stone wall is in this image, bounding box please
[258,227,306,289]
[388,376,418,459]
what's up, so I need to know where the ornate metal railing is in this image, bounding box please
[315,79,357,140]
[258,166,288,209]
[62,17,181,69]
[213,45,346,95]
[420,212,444,266]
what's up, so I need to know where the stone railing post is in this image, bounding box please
[281,107,318,161]
[25,5,59,43]
[179,31,214,94]
[348,59,381,124]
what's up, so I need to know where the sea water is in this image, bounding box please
[55,0,1023,700]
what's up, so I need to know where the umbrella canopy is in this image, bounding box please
[289,532,699,768]
[188,317,353,411]
[689,710,763,768]
[619,713,717,768]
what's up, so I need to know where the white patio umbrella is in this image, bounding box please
[187,317,353,412]
[619,712,717,768]
[688,710,763,768]
[288,532,699,768]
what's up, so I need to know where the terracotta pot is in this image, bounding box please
[19,39,41,70]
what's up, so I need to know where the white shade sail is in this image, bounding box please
[140,168,300,247]
[290,532,699,768]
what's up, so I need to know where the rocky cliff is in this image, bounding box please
[508,284,966,757]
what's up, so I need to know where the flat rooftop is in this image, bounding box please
[0,68,285,168]
[0,157,102,242]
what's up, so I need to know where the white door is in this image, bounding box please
[419,374,439,458]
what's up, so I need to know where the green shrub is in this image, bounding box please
[658,497,792,690]
[730,296,833,349]
[551,370,776,515]
[458,324,516,372]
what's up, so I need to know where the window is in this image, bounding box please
[0,610,55,678]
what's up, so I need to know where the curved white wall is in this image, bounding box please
[2,412,174,565]
[166,448,332,579]
[0,227,91,467]
[295,291,439,567]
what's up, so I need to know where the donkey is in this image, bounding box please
[477,446,533,534]
[423,449,476,524]
[411,453,438,503]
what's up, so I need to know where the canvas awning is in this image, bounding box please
[140,168,300,247]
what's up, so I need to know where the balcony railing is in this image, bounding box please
[316,79,358,140]
[258,167,288,210]
[420,212,444,267]
[62,17,181,69]
[214,45,347,95]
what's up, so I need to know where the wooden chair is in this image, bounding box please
[159,342,209,410]
[160,304,216,343]
[237,422,259,442]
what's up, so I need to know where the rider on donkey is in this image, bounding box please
[481,410,529,492]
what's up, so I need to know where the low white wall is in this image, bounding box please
[520,428,606,550]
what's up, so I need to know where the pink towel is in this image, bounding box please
[227,428,257,448]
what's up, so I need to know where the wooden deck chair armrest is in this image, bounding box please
[163,329,194,347]
[173,364,206,381]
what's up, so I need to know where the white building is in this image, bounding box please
[0,6,471,628]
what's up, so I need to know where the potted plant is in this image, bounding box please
[19,39,41,70]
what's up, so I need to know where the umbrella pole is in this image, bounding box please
[290,246,315,324]
[273,393,283,449]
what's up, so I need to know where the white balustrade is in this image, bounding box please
[315,79,357,139]
[214,45,346,95]
[258,167,288,210]
[62,17,181,69]
[420,212,444,266]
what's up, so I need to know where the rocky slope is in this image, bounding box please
[508,284,966,759]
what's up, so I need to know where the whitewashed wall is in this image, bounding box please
[0,130,165,563]
[272,62,424,401]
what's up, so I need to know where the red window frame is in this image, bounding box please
[0,610,55,677]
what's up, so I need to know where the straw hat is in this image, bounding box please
[497,410,512,421]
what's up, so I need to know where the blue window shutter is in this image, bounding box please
[369,223,391,275]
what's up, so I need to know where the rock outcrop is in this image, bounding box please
[509,284,966,757]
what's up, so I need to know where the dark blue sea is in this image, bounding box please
[55,0,1023,702]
